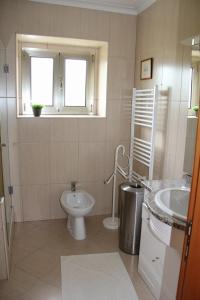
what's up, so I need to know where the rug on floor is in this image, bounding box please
[61,252,139,300]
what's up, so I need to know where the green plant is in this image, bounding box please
[31,103,44,109]
[192,105,199,112]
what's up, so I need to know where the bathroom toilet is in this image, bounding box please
[60,190,95,240]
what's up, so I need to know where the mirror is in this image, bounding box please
[183,35,200,175]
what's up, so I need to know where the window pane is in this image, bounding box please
[31,57,53,106]
[188,67,193,109]
[65,59,87,107]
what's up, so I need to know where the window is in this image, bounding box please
[21,51,94,115]
[65,59,87,107]
[20,48,95,115]
[17,34,108,117]
[188,67,193,109]
[31,57,54,106]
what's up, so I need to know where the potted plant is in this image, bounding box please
[192,105,199,117]
[31,104,44,117]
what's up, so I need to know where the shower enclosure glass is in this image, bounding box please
[0,41,12,245]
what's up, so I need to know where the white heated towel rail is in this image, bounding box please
[103,86,159,230]
[129,86,158,181]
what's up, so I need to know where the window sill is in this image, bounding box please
[17,114,106,119]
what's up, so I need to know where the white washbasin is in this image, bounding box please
[154,187,190,221]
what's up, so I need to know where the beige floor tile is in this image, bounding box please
[11,243,34,266]
[13,231,48,253]
[9,268,38,290]
[22,282,62,300]
[14,221,40,238]
[0,278,26,298]
[18,249,60,279]
[2,216,155,300]
[0,289,26,300]
[40,265,61,288]
[0,267,39,298]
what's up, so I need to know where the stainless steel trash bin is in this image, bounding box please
[119,182,144,255]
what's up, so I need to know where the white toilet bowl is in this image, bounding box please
[60,190,95,240]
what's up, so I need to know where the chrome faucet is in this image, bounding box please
[71,181,76,192]
[182,174,192,188]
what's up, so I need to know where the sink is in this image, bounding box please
[154,187,190,221]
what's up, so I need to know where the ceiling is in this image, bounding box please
[30,0,156,15]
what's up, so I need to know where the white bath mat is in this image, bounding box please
[61,252,139,300]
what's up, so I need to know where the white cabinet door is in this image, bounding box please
[138,204,166,299]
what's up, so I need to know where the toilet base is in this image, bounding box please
[67,215,86,240]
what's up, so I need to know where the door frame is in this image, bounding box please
[177,112,200,299]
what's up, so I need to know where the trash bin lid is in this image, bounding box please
[120,182,144,194]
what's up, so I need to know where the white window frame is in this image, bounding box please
[20,44,97,115]
[61,53,94,115]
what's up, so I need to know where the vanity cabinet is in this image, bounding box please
[138,203,166,299]
[138,203,183,300]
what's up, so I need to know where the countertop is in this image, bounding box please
[143,179,189,231]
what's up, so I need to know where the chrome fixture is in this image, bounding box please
[71,181,76,192]
[182,174,192,188]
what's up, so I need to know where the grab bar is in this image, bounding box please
[117,165,128,179]
[104,163,129,185]
[104,172,115,184]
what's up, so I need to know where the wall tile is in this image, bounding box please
[162,46,183,101]
[18,1,54,37]
[6,34,16,98]
[120,59,135,101]
[109,14,136,58]
[47,6,81,38]
[178,0,200,41]
[50,142,78,184]
[7,98,18,143]
[78,119,106,142]
[80,9,110,41]
[173,101,188,178]
[106,57,124,100]
[104,141,118,178]
[80,181,110,215]
[106,118,121,142]
[107,57,134,101]
[19,142,50,185]
[18,118,50,143]
[9,142,20,186]
[22,184,50,221]
[50,119,78,142]
[0,46,6,98]
[13,185,23,222]
[120,98,132,120]
[162,101,182,179]
[163,101,180,156]
[0,98,8,145]
[106,100,121,120]
[120,118,131,141]
[78,142,105,181]
[180,46,192,102]
[50,184,66,219]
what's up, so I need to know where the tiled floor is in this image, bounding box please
[0,215,155,300]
